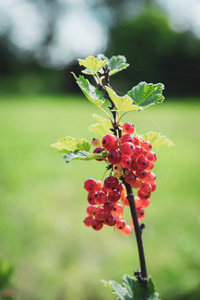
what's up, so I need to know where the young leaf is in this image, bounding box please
[109,55,130,75]
[89,114,113,137]
[51,136,90,152]
[78,56,107,73]
[103,275,160,300]
[105,87,143,112]
[63,150,108,163]
[72,73,105,106]
[141,131,174,151]
[127,82,164,108]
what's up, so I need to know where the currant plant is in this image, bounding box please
[51,54,174,300]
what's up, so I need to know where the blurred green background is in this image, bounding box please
[0,0,200,299]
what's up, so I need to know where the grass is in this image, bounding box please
[0,94,200,300]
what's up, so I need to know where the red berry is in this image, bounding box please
[151,182,157,192]
[120,156,132,169]
[84,178,99,192]
[91,219,104,231]
[108,190,121,202]
[93,147,106,161]
[131,178,142,189]
[132,137,140,146]
[137,189,151,200]
[136,206,145,220]
[102,134,118,151]
[145,151,157,163]
[146,162,154,171]
[122,122,135,134]
[131,146,142,159]
[141,141,152,152]
[140,182,152,194]
[108,149,122,164]
[87,192,97,205]
[104,214,116,226]
[95,191,107,205]
[94,207,107,220]
[129,159,139,171]
[122,224,132,236]
[104,176,119,190]
[120,142,135,157]
[125,170,136,186]
[138,198,150,208]
[113,202,123,215]
[103,201,114,212]
[91,137,101,147]
[115,219,126,231]
[86,205,97,216]
[143,172,156,184]
[84,216,93,227]
[136,170,146,179]
[136,157,149,171]
[120,134,133,145]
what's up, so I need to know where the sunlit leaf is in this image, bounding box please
[78,56,107,73]
[51,136,90,152]
[89,114,113,137]
[109,55,130,75]
[141,131,174,151]
[127,82,165,108]
[106,87,143,112]
[72,73,105,106]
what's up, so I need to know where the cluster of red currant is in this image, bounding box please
[83,122,157,236]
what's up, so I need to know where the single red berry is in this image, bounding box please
[104,176,119,190]
[84,216,93,227]
[108,149,122,164]
[140,182,152,194]
[145,151,157,163]
[131,178,142,189]
[103,201,114,212]
[137,198,150,208]
[104,214,116,226]
[143,172,156,184]
[102,134,118,151]
[113,164,122,174]
[125,170,136,186]
[91,219,104,231]
[108,189,121,202]
[94,207,107,221]
[122,122,135,134]
[131,146,142,159]
[146,162,154,171]
[141,141,152,152]
[115,219,126,231]
[136,206,145,220]
[129,159,138,171]
[132,137,140,146]
[120,134,133,145]
[120,142,135,157]
[113,202,123,215]
[84,178,99,193]
[87,192,97,205]
[136,156,149,171]
[91,137,101,147]
[122,224,132,236]
[120,156,131,169]
[86,205,98,216]
[151,182,157,192]
[95,191,107,205]
[136,170,146,179]
[93,147,106,161]
[137,189,151,200]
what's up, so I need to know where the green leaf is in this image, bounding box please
[72,73,105,106]
[51,136,90,152]
[78,56,107,73]
[127,82,165,108]
[103,275,160,300]
[141,131,174,151]
[105,87,143,112]
[63,150,108,163]
[89,114,113,137]
[109,55,130,75]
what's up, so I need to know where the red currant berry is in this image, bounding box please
[104,214,116,226]
[102,134,118,151]
[87,192,97,205]
[113,202,123,215]
[151,182,157,192]
[93,147,106,161]
[137,189,151,200]
[137,198,150,208]
[108,149,122,164]
[132,137,140,146]
[120,142,135,157]
[125,170,136,186]
[95,191,107,205]
[86,205,97,216]
[104,176,119,190]
[120,134,133,145]
[131,146,142,159]
[143,172,156,184]
[120,156,132,169]
[84,216,93,227]
[84,178,99,192]
[103,201,114,212]
[131,178,142,189]
[91,137,101,147]
[136,170,146,179]
[122,224,132,236]
[145,151,157,163]
[113,164,122,174]
[129,159,138,171]
[122,122,135,134]
[91,219,104,231]
[146,162,154,171]
[115,219,126,231]
[136,157,149,171]
[108,190,121,202]
[141,141,152,152]
[136,206,145,220]
[140,182,152,194]
[94,207,107,220]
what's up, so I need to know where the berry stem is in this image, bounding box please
[123,180,148,283]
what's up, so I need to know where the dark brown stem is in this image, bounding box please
[123,180,148,283]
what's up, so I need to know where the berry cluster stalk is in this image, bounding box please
[98,67,148,284]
